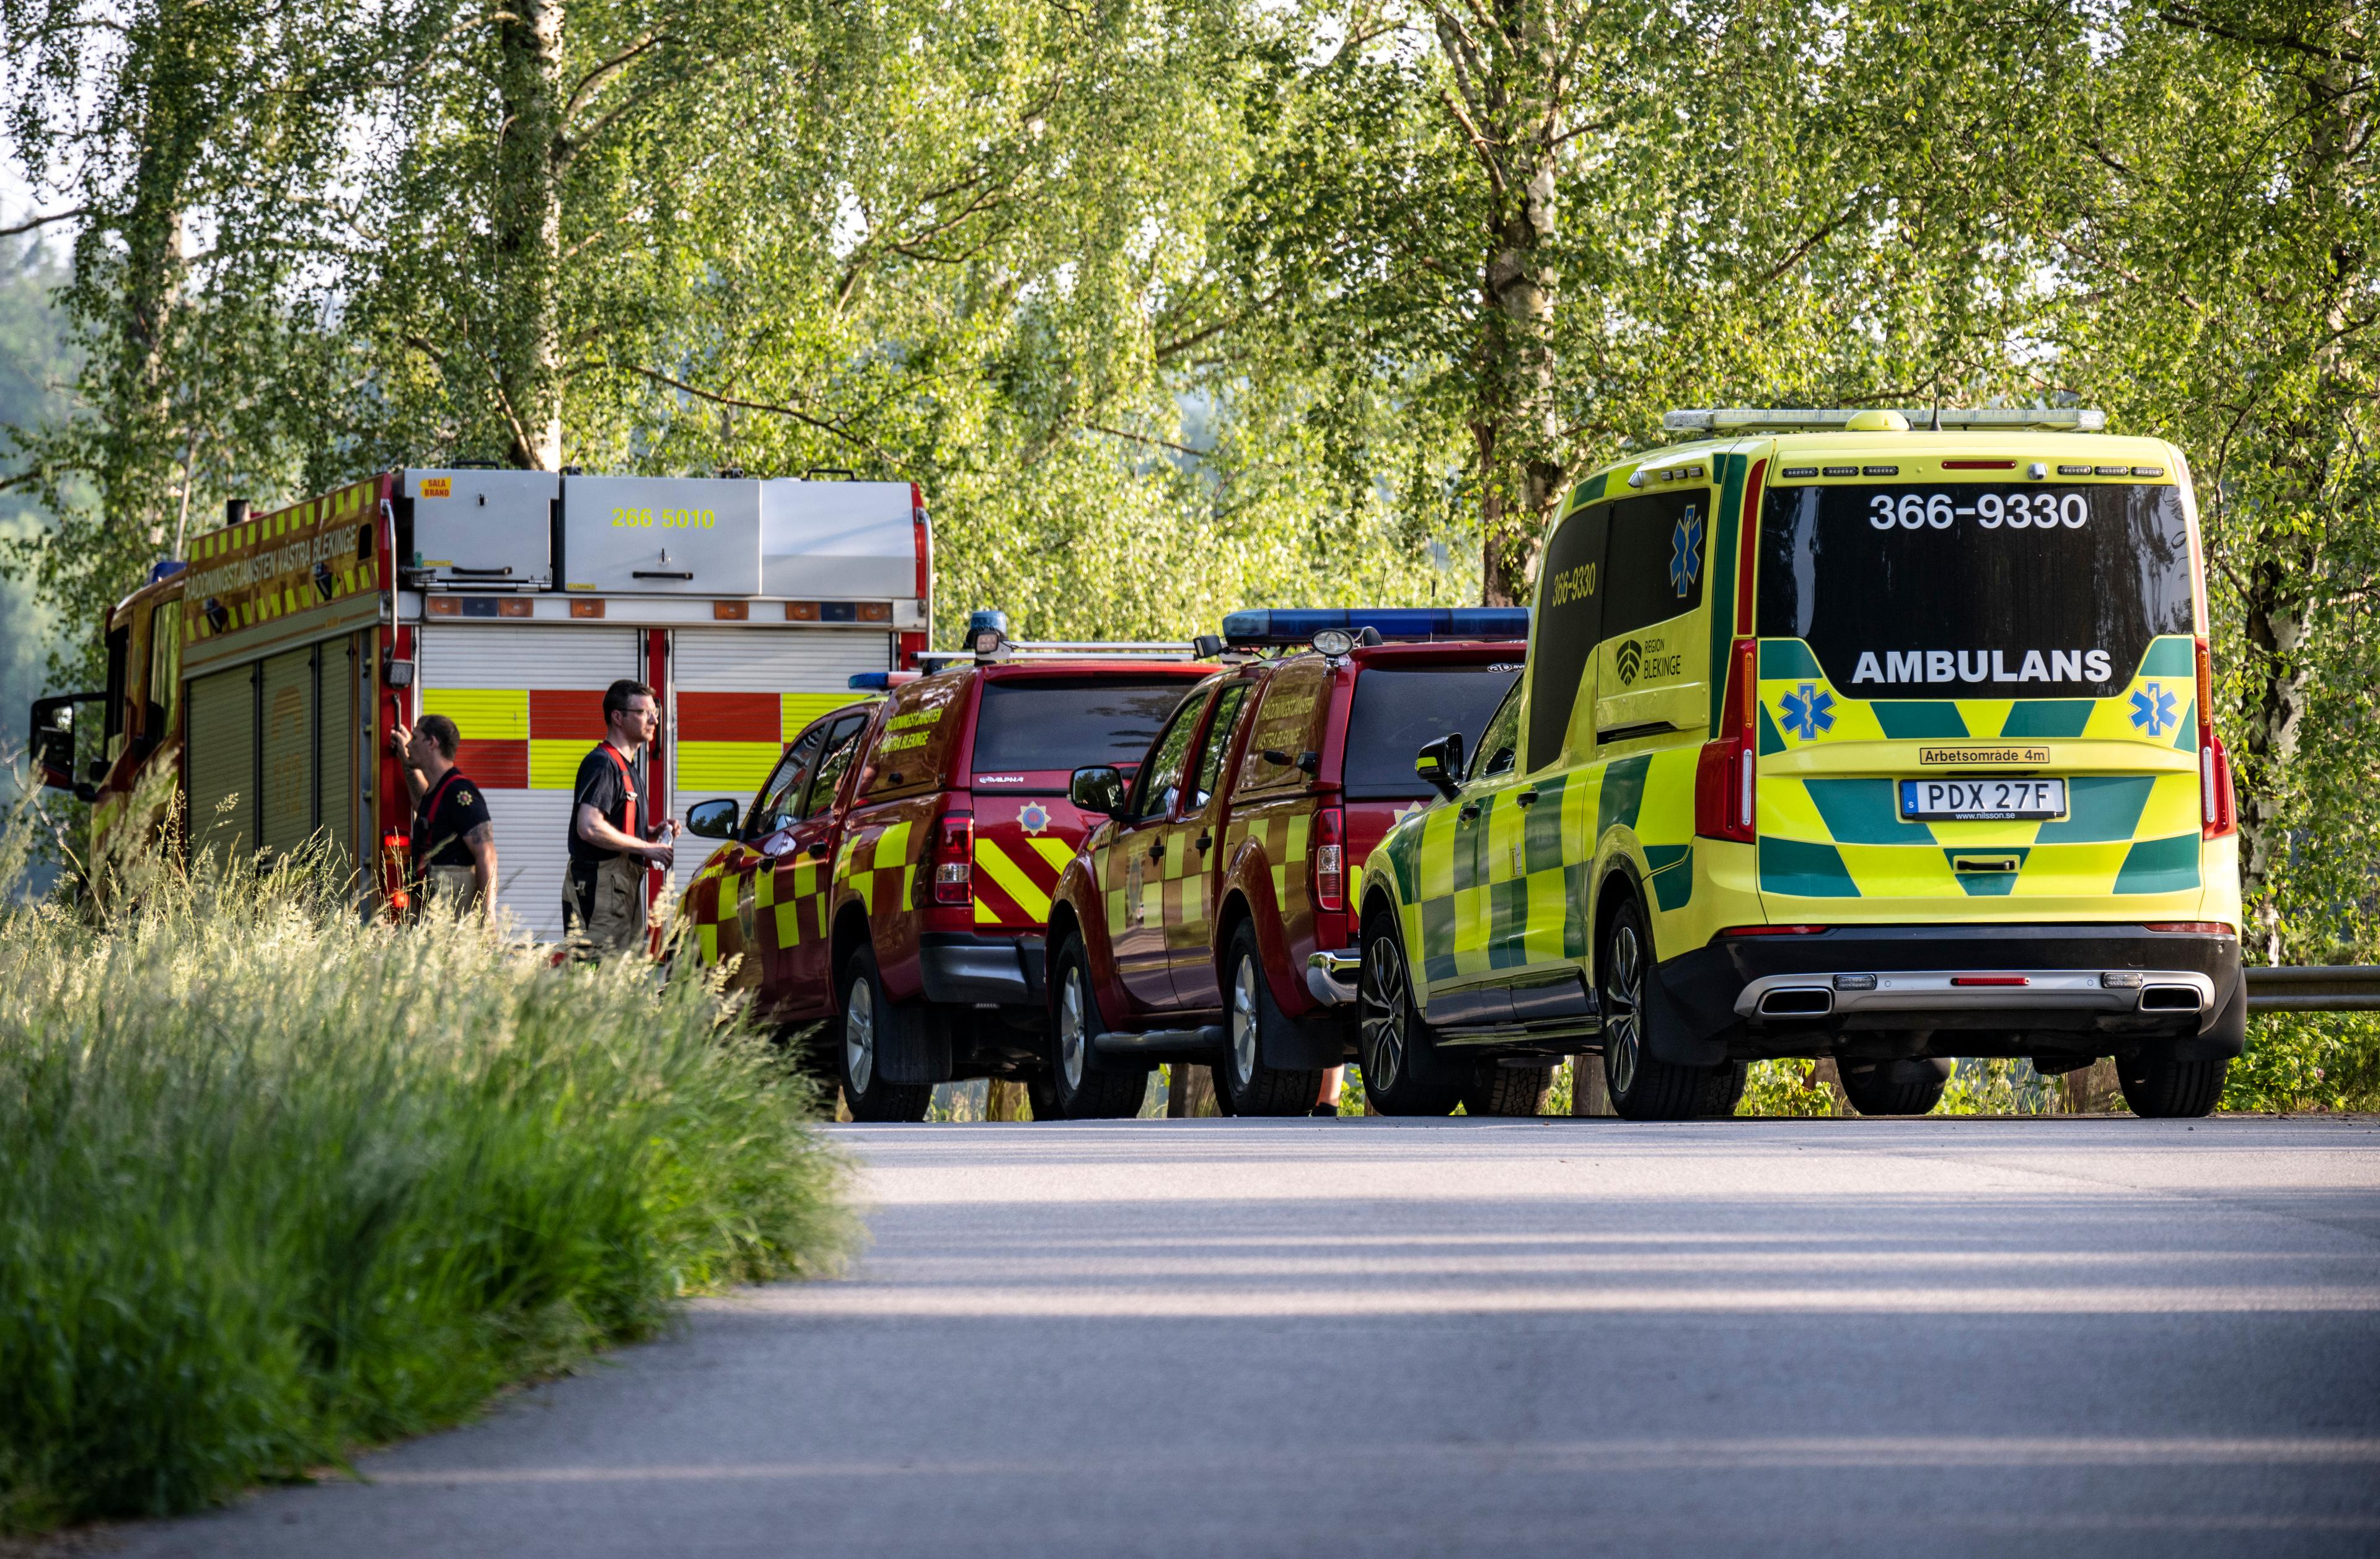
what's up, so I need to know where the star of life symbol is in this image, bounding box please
[2130,682,2178,737]
[1018,802,1051,836]
[1781,682,1835,742]
[1668,507,1703,597]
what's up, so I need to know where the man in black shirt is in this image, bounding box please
[565,678,677,957]
[389,713,497,914]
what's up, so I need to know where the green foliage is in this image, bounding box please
[0,806,852,1532]
[1737,1059,1838,1117]
[2227,1015,2380,1115]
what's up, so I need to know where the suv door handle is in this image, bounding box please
[1194,832,1212,851]
[1148,838,1166,859]
[806,841,829,859]
[1458,801,1482,821]
[1515,788,1540,807]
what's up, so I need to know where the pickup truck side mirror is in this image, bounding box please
[1070,765,1126,817]
[1415,732,1464,802]
[685,797,740,840]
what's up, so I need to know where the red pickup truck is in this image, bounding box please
[1041,610,1528,1117]
[677,622,1213,1120]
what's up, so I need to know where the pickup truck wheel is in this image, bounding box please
[2117,1053,2228,1118]
[1032,933,1151,1120]
[1600,900,1717,1120]
[1356,910,1460,1117]
[838,946,933,1123]
[1215,923,1326,1116]
[1838,1056,1951,1117]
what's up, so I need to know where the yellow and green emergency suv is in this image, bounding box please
[1355,408,2244,1120]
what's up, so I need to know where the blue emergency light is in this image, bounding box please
[1220,607,1531,649]
[847,670,920,690]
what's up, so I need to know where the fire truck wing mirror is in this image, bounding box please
[1070,765,1126,817]
[686,798,740,840]
[28,692,99,792]
[1416,733,1464,802]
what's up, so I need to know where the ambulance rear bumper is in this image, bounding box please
[1651,923,2245,1066]
[919,933,1047,1007]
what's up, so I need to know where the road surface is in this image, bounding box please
[110,1116,2380,1557]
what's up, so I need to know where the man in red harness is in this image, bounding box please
[565,678,677,959]
[390,713,497,915]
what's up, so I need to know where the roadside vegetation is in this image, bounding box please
[0,804,852,1532]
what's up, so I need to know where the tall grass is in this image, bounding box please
[0,801,851,1531]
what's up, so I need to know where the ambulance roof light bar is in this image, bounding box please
[1663,406,2107,434]
[1221,607,1532,651]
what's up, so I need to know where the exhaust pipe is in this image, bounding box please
[1757,986,1834,1017]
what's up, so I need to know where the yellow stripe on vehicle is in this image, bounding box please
[677,740,780,792]
[975,838,1054,922]
[419,687,528,740]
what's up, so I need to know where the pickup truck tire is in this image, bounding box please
[1215,923,1326,1117]
[1462,1061,1555,1117]
[1600,898,1720,1120]
[1355,907,1461,1117]
[1838,1056,1951,1117]
[838,946,933,1123]
[1030,933,1153,1120]
[2116,1053,2229,1118]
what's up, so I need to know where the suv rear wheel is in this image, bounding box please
[1600,898,1727,1120]
[1029,933,1152,1120]
[1356,908,1460,1116]
[1462,1061,1555,1117]
[2117,1053,2229,1118]
[839,945,933,1123]
[1215,923,1326,1117]
[1838,1056,1951,1117]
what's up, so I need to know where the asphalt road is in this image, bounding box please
[110,1116,2380,1558]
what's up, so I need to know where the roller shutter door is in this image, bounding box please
[317,635,359,868]
[186,664,257,863]
[417,625,643,941]
[669,627,891,898]
[258,648,314,858]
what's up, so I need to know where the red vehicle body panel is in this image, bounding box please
[1049,641,1525,1055]
[678,657,1213,1078]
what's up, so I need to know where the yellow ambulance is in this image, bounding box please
[1354,408,2242,1120]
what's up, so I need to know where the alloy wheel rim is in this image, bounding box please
[1230,958,1259,1086]
[1361,936,1406,1092]
[1604,922,1641,1096]
[846,977,876,1094]
[1059,970,1088,1091]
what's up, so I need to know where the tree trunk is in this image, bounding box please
[986,1079,1031,1121]
[2236,548,2312,963]
[1571,1055,1612,1117]
[1435,0,1567,608]
[493,0,566,470]
[1166,1064,1217,1118]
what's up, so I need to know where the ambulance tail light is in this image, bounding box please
[1695,637,1758,843]
[932,810,974,905]
[2196,635,2235,839]
[1312,804,1346,913]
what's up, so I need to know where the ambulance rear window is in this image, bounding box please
[1756,482,2193,698]
[970,677,1197,776]
[1341,665,1522,799]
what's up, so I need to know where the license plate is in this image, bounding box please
[1898,777,2066,822]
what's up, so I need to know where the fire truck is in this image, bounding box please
[31,469,930,935]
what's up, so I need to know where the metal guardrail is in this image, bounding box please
[2245,967,2380,1013]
